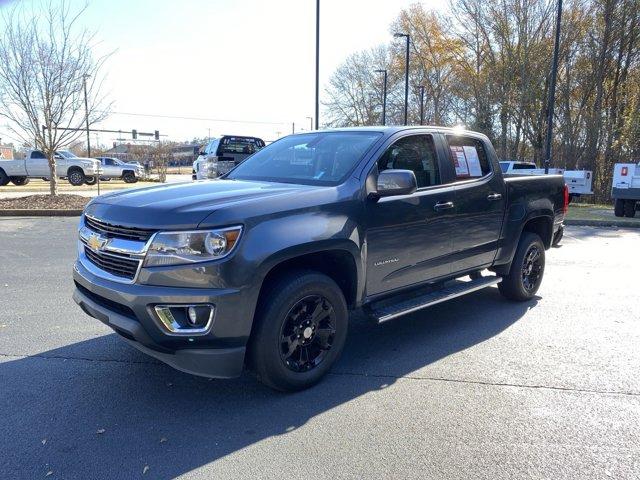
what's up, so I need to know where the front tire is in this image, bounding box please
[623,200,636,218]
[248,270,348,392]
[67,169,86,186]
[499,232,545,301]
[84,176,97,185]
[122,172,137,183]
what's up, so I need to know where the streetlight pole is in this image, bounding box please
[394,33,410,125]
[418,85,426,125]
[374,69,387,126]
[544,0,563,174]
[82,74,99,194]
[314,0,320,130]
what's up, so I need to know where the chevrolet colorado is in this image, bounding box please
[73,127,568,391]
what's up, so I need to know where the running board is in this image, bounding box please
[367,276,502,324]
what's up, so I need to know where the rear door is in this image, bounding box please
[365,133,457,296]
[442,134,506,274]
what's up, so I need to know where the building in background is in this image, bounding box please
[0,144,14,160]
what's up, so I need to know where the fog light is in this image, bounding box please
[187,306,198,325]
[153,304,215,335]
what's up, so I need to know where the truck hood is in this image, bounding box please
[84,179,318,230]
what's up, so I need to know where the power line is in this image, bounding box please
[102,111,290,126]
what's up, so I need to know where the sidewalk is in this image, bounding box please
[0,174,192,199]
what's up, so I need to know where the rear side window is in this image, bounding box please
[446,136,491,180]
[513,162,537,170]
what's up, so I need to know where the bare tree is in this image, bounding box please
[0,0,111,195]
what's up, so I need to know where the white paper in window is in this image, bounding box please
[463,146,483,177]
[450,146,469,177]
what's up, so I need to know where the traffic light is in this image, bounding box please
[132,129,137,139]
[154,130,160,140]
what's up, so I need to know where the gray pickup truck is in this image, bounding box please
[73,126,568,391]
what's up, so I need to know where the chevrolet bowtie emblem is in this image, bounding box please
[87,233,108,251]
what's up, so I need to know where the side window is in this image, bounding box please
[376,135,440,188]
[446,136,491,180]
[31,150,46,159]
[105,159,114,165]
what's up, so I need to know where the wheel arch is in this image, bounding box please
[522,215,553,249]
[256,247,360,313]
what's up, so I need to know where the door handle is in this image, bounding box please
[487,193,502,201]
[434,201,454,212]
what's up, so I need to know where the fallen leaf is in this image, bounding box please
[45,471,53,477]
[166,382,173,387]
[160,437,167,443]
[41,439,47,445]
[96,428,105,434]
[143,465,150,474]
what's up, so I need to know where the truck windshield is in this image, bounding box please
[226,132,382,186]
[57,150,77,159]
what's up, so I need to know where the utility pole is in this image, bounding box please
[314,0,320,130]
[544,0,563,174]
[374,69,388,126]
[306,116,313,130]
[394,33,410,125]
[418,85,426,125]
[82,74,99,194]
[292,122,295,134]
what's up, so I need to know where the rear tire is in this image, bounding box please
[499,232,545,301]
[0,169,9,186]
[552,226,563,247]
[67,169,86,186]
[10,176,29,186]
[623,200,636,218]
[614,199,625,217]
[248,270,348,392]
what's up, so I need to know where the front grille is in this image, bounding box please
[84,247,140,280]
[85,215,154,242]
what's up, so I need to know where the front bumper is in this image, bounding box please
[72,261,246,378]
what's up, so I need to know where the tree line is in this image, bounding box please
[323,0,639,202]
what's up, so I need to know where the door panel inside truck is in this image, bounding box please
[365,134,456,297]
[444,135,506,273]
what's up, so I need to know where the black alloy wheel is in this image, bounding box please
[279,295,337,373]
[521,245,543,293]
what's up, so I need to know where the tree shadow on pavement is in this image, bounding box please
[0,288,536,479]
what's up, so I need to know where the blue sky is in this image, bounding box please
[2,0,448,146]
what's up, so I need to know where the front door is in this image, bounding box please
[365,134,457,297]
[443,134,506,273]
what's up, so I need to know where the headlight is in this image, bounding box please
[144,226,242,267]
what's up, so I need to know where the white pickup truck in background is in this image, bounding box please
[0,149,100,186]
[499,161,594,200]
[612,162,639,218]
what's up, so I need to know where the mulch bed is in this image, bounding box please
[0,194,89,210]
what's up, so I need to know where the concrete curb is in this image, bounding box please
[0,209,83,217]
[565,219,640,228]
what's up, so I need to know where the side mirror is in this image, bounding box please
[373,169,417,198]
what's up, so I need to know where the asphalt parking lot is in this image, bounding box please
[0,218,638,479]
